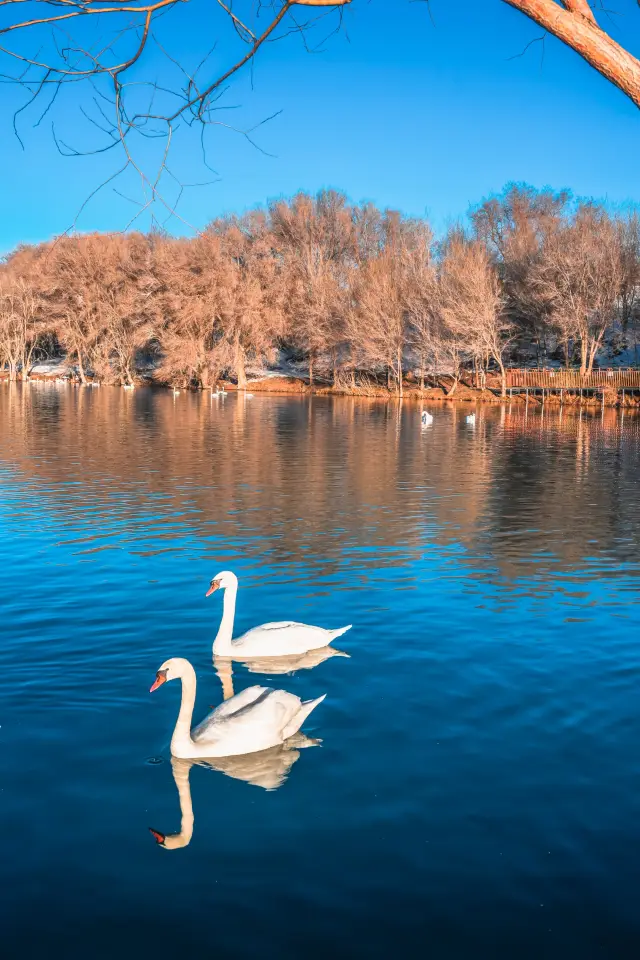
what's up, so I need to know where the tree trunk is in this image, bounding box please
[587,334,604,375]
[77,351,88,385]
[504,0,640,109]
[309,352,314,389]
[235,335,247,389]
[387,366,391,391]
[579,338,587,377]
[564,338,570,370]
[9,360,17,382]
[497,357,507,397]
[397,345,403,397]
[446,376,459,397]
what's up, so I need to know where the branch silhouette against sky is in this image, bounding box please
[1,0,639,229]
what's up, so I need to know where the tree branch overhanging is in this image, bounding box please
[1,0,639,231]
[504,0,640,107]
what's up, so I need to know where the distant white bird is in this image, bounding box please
[466,413,476,424]
[123,383,135,391]
[173,388,181,396]
[421,411,433,426]
[244,393,254,400]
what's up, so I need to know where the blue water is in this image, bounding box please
[1,385,639,958]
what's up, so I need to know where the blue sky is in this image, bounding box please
[1,0,640,252]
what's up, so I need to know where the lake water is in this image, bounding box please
[1,384,639,959]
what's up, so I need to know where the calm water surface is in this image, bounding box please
[1,385,639,958]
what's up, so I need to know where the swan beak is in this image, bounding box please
[149,828,166,846]
[206,580,220,598]
[150,671,167,693]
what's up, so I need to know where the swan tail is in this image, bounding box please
[328,624,352,644]
[282,693,326,740]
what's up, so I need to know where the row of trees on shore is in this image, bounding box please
[1,185,639,394]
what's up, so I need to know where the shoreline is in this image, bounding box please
[2,371,639,407]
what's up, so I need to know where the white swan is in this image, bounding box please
[206,570,352,657]
[421,411,433,426]
[150,656,325,759]
[466,413,476,424]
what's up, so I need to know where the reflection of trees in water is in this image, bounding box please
[1,384,640,579]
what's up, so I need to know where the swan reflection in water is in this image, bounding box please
[213,648,348,700]
[150,734,320,850]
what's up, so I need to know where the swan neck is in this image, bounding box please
[166,759,194,848]
[213,583,237,655]
[171,664,197,755]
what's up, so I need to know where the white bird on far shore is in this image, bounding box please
[421,411,433,426]
[466,413,476,424]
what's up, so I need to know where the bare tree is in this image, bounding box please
[155,235,235,388]
[438,233,511,396]
[211,212,284,387]
[472,184,570,362]
[271,191,354,385]
[402,228,439,391]
[616,211,640,331]
[530,204,622,374]
[41,236,111,383]
[0,277,43,380]
[347,212,419,396]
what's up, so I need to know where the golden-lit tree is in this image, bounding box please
[530,204,623,374]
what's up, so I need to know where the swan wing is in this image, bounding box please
[233,621,340,655]
[193,688,301,747]
[192,685,269,741]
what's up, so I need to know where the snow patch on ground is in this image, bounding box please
[30,358,71,376]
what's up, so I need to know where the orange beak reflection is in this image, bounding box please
[149,828,166,845]
[150,671,167,693]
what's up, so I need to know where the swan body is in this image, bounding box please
[466,413,476,424]
[421,411,433,426]
[151,657,325,759]
[206,571,352,658]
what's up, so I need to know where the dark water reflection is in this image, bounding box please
[1,384,639,959]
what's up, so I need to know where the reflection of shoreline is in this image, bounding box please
[1,386,639,583]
